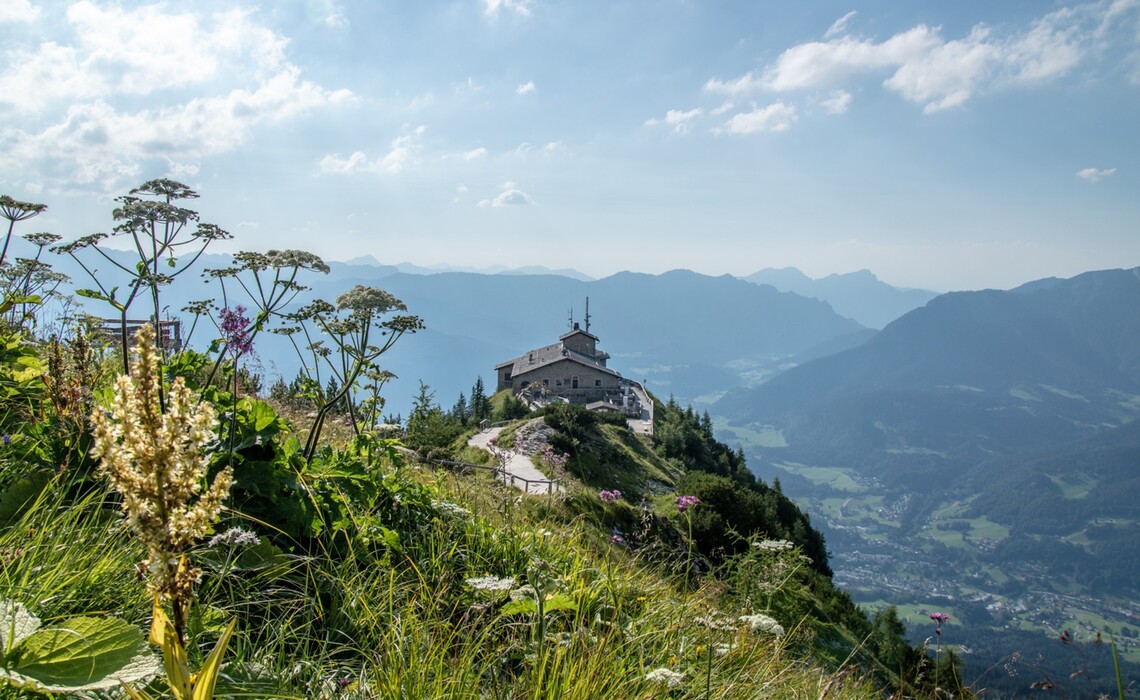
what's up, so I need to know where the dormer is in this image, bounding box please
[559,323,599,359]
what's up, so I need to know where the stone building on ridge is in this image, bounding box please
[495,323,622,404]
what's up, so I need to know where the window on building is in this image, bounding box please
[555,379,562,387]
[543,379,549,387]
[595,379,602,387]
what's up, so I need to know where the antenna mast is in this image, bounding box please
[584,296,591,333]
[567,307,574,330]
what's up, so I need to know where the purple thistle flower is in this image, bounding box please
[929,612,950,624]
[609,534,627,546]
[219,305,253,357]
[599,489,622,504]
[675,495,701,512]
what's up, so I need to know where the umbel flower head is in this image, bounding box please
[90,324,233,604]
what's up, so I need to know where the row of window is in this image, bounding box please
[505,374,604,389]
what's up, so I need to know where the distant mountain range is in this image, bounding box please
[34,243,864,416]
[297,268,863,415]
[343,256,595,281]
[742,267,938,329]
[713,267,1140,665]
[717,267,1140,477]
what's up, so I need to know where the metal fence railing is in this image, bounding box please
[431,459,562,496]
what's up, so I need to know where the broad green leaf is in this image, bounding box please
[543,593,578,614]
[247,399,279,432]
[5,615,159,692]
[0,600,40,657]
[499,599,537,616]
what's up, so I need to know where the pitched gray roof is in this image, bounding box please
[497,341,619,378]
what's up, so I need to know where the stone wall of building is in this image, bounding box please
[511,360,620,403]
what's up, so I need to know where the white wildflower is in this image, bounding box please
[694,612,736,631]
[645,667,684,687]
[752,539,794,552]
[465,576,516,592]
[432,500,471,517]
[739,613,785,636]
[207,527,260,548]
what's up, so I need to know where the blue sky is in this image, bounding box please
[1,0,1137,290]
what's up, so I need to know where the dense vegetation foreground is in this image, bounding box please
[0,182,986,698]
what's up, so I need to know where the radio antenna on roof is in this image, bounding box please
[584,296,591,333]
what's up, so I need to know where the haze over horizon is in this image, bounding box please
[2,0,1137,292]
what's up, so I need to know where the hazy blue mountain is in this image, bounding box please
[718,270,1140,475]
[713,267,1140,652]
[37,241,862,417]
[383,260,593,280]
[293,268,863,414]
[743,267,938,329]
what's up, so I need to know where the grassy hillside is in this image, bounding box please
[0,326,903,698]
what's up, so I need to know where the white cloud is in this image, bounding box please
[516,80,536,95]
[0,4,294,113]
[704,72,763,96]
[1076,166,1117,181]
[478,181,534,207]
[514,141,563,156]
[463,147,488,160]
[645,107,703,133]
[456,184,469,193]
[825,11,857,39]
[820,89,852,114]
[710,101,734,115]
[0,0,40,23]
[0,3,350,189]
[320,151,370,174]
[3,70,351,188]
[721,102,797,134]
[318,126,426,175]
[704,1,1133,113]
[484,0,532,17]
[165,159,200,178]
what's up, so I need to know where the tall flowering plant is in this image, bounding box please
[928,612,952,693]
[90,325,237,699]
[676,495,701,584]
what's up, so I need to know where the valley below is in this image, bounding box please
[719,416,1140,691]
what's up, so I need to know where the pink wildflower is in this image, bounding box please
[599,489,622,504]
[675,495,701,512]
